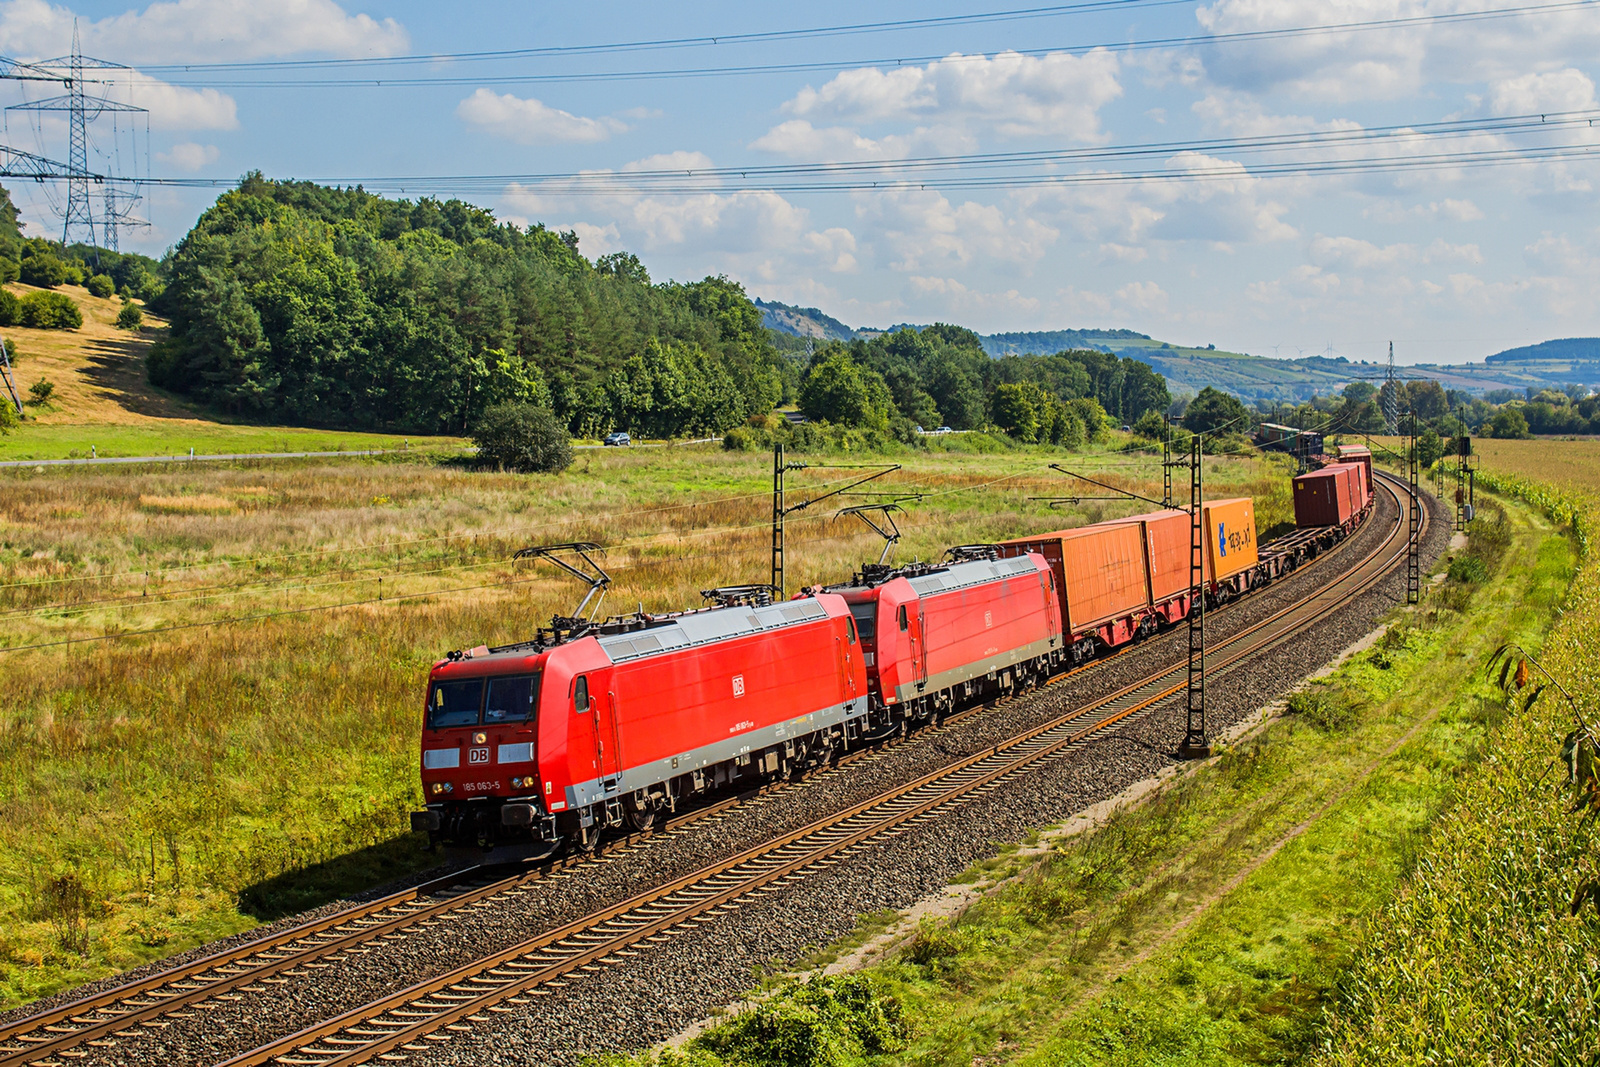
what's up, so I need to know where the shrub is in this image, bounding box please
[85,274,114,299]
[0,288,18,327]
[28,378,53,404]
[0,395,16,434]
[471,403,573,473]
[115,301,144,330]
[1285,687,1356,733]
[1132,410,1168,440]
[19,253,67,288]
[0,257,18,284]
[18,291,83,329]
[698,974,906,1065]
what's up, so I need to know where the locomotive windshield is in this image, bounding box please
[485,673,539,724]
[426,673,540,729]
[428,679,484,729]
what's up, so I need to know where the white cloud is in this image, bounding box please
[1489,69,1597,114]
[457,89,626,145]
[0,0,408,63]
[778,48,1122,142]
[156,141,218,170]
[853,187,1059,272]
[749,120,970,161]
[114,69,237,129]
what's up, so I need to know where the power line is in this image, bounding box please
[113,1,1600,89]
[130,0,1191,74]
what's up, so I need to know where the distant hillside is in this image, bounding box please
[755,294,1600,400]
[982,329,1152,356]
[755,298,856,341]
[1485,337,1600,364]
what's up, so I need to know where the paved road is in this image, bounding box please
[0,437,721,469]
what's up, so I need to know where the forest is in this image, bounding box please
[146,174,785,436]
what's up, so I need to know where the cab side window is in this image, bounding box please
[845,617,857,645]
[574,675,590,713]
[897,605,909,631]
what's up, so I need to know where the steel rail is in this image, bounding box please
[223,476,1419,1067]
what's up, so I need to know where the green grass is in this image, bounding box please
[0,421,465,461]
[613,488,1573,1067]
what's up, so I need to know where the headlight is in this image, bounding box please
[430,782,444,795]
[473,732,487,745]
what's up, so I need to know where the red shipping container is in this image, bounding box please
[1337,445,1373,493]
[1294,465,1355,527]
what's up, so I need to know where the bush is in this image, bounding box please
[85,274,114,299]
[18,291,83,330]
[115,301,143,330]
[0,395,16,434]
[19,253,67,289]
[0,257,18,284]
[1132,410,1168,440]
[28,378,53,405]
[471,403,573,473]
[698,974,905,1066]
[0,288,18,327]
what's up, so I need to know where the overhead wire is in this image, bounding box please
[115,1,1600,89]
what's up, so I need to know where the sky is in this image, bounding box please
[0,0,1598,365]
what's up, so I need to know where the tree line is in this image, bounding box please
[782,325,1171,446]
[147,174,784,436]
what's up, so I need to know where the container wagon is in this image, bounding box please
[1293,463,1361,531]
[1335,444,1373,492]
[1202,497,1260,600]
[996,522,1154,661]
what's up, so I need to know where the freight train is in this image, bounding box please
[411,465,1377,855]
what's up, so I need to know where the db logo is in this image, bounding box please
[732,675,746,698]
[468,747,490,765]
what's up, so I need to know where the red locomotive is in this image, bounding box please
[413,463,1380,855]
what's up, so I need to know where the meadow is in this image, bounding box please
[0,437,1292,1009]
[0,279,461,461]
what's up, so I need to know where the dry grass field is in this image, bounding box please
[0,442,1293,1009]
[0,282,460,459]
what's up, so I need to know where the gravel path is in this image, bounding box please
[29,487,1446,1067]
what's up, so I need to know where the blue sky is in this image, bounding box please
[1,0,1598,365]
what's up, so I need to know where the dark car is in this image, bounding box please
[603,431,631,447]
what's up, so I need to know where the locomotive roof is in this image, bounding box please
[830,554,1037,598]
[594,596,831,664]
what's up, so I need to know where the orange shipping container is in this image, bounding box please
[1106,509,1192,602]
[997,522,1148,634]
[1202,497,1258,582]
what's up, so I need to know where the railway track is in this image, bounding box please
[214,474,1421,1067]
[0,475,1420,1067]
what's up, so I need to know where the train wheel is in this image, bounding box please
[625,807,656,833]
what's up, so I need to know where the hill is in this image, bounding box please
[757,297,1600,401]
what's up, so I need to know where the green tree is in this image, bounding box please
[85,274,115,298]
[27,378,53,405]
[1181,386,1250,434]
[0,289,18,327]
[115,301,143,330]
[1132,410,1168,440]
[1488,407,1531,439]
[471,403,573,472]
[0,395,16,433]
[19,253,67,288]
[799,352,893,434]
[18,291,82,329]
[1417,427,1444,467]
[991,382,1040,442]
